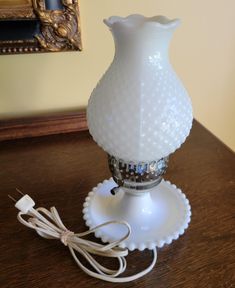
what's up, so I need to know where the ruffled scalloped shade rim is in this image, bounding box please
[104,14,180,29]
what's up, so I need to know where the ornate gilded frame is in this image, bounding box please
[0,0,82,54]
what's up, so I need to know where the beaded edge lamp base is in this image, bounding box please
[83,178,191,251]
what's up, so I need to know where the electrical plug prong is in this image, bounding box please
[8,188,25,203]
[16,188,25,196]
[8,194,17,203]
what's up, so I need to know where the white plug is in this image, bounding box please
[8,188,35,214]
[15,194,35,214]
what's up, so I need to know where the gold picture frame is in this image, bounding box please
[0,0,82,54]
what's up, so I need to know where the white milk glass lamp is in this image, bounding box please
[84,15,193,251]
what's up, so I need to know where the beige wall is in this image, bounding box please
[0,0,234,151]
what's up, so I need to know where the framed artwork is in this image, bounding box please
[0,0,82,54]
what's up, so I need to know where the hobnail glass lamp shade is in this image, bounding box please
[87,15,193,163]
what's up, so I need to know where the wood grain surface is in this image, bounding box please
[0,120,234,288]
[0,111,87,141]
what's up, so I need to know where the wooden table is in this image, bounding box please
[0,121,234,288]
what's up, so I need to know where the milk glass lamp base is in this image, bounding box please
[83,178,191,251]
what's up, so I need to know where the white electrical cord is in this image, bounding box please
[9,190,157,283]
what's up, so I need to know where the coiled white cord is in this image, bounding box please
[9,191,157,283]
